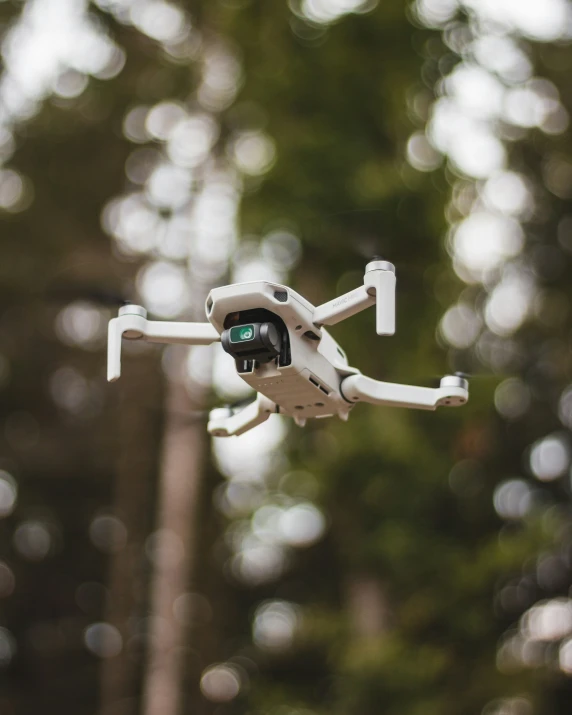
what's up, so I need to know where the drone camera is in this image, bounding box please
[221,322,282,364]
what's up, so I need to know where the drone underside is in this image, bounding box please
[107,261,469,437]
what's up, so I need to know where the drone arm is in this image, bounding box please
[340,374,468,411]
[207,394,276,437]
[107,308,220,382]
[144,320,220,345]
[313,286,375,327]
[313,260,396,336]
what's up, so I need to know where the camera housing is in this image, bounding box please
[221,321,282,364]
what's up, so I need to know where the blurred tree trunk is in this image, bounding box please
[346,573,390,638]
[141,336,211,715]
[99,351,163,715]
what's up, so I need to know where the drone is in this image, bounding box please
[107,260,469,437]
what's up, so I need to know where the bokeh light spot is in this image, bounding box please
[529,434,570,482]
[89,514,128,554]
[440,303,481,348]
[84,622,123,658]
[0,563,15,598]
[13,521,53,561]
[406,132,442,172]
[230,131,276,176]
[137,261,190,318]
[495,378,531,420]
[253,600,300,652]
[0,472,17,518]
[200,663,241,703]
[493,479,533,520]
[0,628,16,667]
[278,503,326,547]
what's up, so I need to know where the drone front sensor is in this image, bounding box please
[107,260,469,436]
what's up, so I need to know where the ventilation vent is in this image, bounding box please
[303,330,320,341]
[273,290,288,303]
[309,375,331,396]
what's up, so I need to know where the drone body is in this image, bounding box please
[207,280,357,426]
[108,261,469,436]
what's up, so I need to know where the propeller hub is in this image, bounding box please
[365,259,395,274]
[118,304,147,319]
[440,375,469,390]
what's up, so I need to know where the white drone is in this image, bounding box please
[107,260,469,437]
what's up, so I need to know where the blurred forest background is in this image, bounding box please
[1,0,572,714]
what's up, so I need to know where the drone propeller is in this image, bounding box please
[144,404,210,426]
[452,371,501,382]
[222,395,257,411]
[407,370,503,389]
[453,371,473,381]
[144,395,257,427]
[46,284,132,307]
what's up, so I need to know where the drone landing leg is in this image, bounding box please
[208,394,277,437]
[340,374,468,411]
